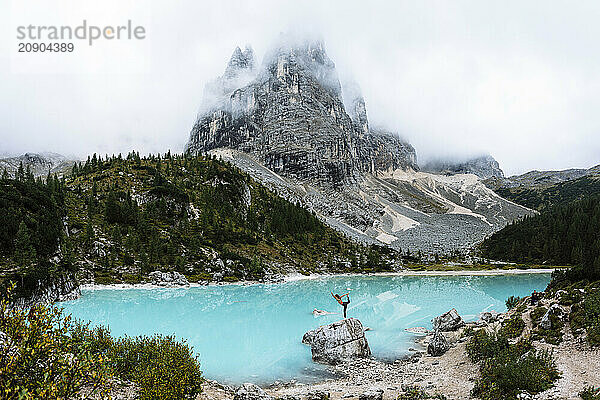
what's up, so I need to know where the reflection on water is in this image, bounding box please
[62,274,550,385]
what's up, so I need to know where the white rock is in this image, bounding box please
[302,318,371,364]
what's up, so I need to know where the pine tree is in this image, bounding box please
[14,221,36,268]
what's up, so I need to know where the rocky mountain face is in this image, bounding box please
[422,155,504,179]
[0,152,76,178]
[186,39,531,254]
[186,41,417,185]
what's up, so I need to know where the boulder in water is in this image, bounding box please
[302,318,371,364]
[432,308,465,331]
[427,330,449,357]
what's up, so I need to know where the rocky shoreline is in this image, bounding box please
[72,268,555,293]
[197,292,600,400]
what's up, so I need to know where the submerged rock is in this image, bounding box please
[234,383,273,400]
[302,318,371,364]
[432,308,465,332]
[148,271,189,287]
[427,330,449,357]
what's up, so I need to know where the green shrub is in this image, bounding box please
[559,289,582,306]
[94,274,117,285]
[580,386,600,400]
[76,325,204,400]
[114,335,203,400]
[569,288,600,346]
[505,296,521,310]
[462,326,475,337]
[0,285,111,399]
[472,349,560,400]
[0,282,203,400]
[530,306,547,326]
[122,273,141,284]
[532,311,564,345]
[187,272,212,282]
[466,330,510,363]
[223,276,239,283]
[397,386,447,399]
[500,315,526,338]
[468,328,559,400]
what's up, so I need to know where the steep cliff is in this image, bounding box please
[186,40,417,185]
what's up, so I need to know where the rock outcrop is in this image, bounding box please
[422,155,505,179]
[234,383,273,400]
[187,39,417,186]
[148,271,190,287]
[540,304,564,330]
[302,318,371,364]
[0,152,76,178]
[10,272,80,309]
[479,311,500,324]
[432,309,465,332]
[427,330,449,357]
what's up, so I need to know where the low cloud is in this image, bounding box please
[1,0,599,175]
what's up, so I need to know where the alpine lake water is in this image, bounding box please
[61,273,551,385]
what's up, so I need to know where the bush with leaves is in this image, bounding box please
[500,314,526,339]
[0,284,111,399]
[505,295,521,310]
[468,330,560,400]
[472,347,560,400]
[71,323,204,400]
[397,386,447,400]
[580,386,600,400]
[466,330,510,363]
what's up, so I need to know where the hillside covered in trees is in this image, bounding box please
[490,175,600,211]
[1,153,398,295]
[480,194,600,279]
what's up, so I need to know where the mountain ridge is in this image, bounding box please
[185,39,532,254]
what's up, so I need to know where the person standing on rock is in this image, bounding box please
[331,291,350,318]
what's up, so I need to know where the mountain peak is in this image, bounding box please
[422,155,505,179]
[224,45,255,79]
[187,37,418,184]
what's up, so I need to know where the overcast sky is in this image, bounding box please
[1,1,599,175]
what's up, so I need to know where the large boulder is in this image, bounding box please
[432,308,465,332]
[540,304,564,330]
[427,330,449,357]
[302,318,371,364]
[148,271,189,287]
[234,383,273,400]
[479,311,500,324]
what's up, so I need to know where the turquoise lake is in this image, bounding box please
[61,273,551,385]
